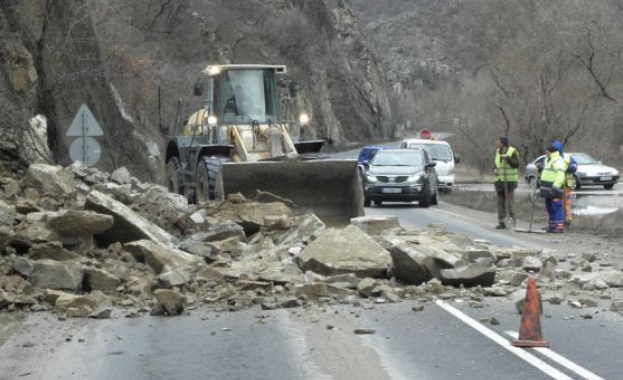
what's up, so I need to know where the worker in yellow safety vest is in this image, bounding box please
[552,140,576,229]
[493,136,520,229]
[539,145,566,233]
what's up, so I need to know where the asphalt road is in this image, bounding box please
[364,200,622,380]
[1,199,621,379]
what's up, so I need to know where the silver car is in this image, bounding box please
[524,152,619,189]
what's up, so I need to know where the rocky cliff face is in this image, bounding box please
[0,0,393,184]
[289,0,393,146]
[0,0,161,179]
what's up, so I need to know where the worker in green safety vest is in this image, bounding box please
[493,136,520,229]
[539,145,566,233]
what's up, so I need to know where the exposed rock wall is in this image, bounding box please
[292,0,393,147]
[1,0,393,183]
[0,0,160,179]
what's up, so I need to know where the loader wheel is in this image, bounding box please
[207,156,229,200]
[197,156,229,203]
[166,157,184,195]
[196,158,211,204]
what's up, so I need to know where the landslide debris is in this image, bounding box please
[0,161,621,320]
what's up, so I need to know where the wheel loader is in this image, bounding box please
[164,64,364,221]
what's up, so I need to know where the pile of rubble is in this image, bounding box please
[1,162,622,319]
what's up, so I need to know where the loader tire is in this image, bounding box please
[197,156,230,203]
[208,156,230,200]
[196,158,210,204]
[166,156,184,196]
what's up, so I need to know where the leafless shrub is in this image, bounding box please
[127,0,191,35]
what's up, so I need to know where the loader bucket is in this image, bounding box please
[219,159,364,221]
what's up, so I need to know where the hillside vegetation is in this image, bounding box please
[351,0,623,171]
[2,0,622,180]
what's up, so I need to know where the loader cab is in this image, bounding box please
[205,65,283,125]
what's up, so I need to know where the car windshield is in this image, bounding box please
[408,144,452,160]
[369,149,380,160]
[570,153,599,165]
[372,151,423,166]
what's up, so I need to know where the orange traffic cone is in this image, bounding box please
[512,277,550,348]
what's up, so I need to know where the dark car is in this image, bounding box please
[524,152,619,189]
[361,148,438,207]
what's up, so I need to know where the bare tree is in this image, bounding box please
[442,0,623,164]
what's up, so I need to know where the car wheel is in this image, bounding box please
[604,184,615,190]
[573,175,581,190]
[419,184,432,208]
[528,176,538,188]
[373,200,383,206]
[363,197,371,207]
[432,189,438,205]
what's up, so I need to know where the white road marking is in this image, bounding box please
[505,331,607,380]
[435,300,574,380]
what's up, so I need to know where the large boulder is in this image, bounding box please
[85,190,178,247]
[19,163,75,197]
[29,260,84,291]
[297,225,390,278]
[123,239,204,274]
[440,258,496,288]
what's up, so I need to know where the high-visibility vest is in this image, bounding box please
[494,146,518,182]
[540,151,565,189]
[563,156,575,188]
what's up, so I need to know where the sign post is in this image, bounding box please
[66,104,104,167]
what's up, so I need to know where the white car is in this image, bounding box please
[398,138,459,192]
[524,152,619,189]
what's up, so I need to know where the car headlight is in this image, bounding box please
[612,169,619,176]
[576,170,586,176]
[365,174,378,183]
[406,174,425,184]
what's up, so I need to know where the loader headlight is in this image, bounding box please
[206,115,217,125]
[299,113,309,125]
[205,65,221,76]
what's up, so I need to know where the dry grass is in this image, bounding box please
[455,164,494,184]
[444,186,547,224]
